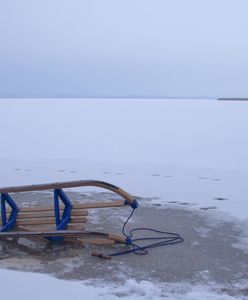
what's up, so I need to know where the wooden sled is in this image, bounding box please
[0,180,138,249]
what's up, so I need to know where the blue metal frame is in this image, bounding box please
[49,189,72,241]
[0,193,19,232]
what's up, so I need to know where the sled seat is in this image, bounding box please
[13,199,129,232]
[15,206,88,231]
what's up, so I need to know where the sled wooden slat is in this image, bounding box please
[17,223,86,231]
[16,209,88,219]
[80,238,115,245]
[9,200,126,213]
[0,230,86,238]
[67,217,87,224]
[16,216,87,226]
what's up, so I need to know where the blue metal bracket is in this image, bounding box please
[0,193,19,232]
[49,189,73,241]
[124,199,139,209]
[125,237,133,245]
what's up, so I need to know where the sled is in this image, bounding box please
[0,180,138,247]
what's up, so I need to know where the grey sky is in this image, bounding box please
[0,0,248,97]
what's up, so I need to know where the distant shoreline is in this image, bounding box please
[218,98,248,101]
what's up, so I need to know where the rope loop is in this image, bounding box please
[109,208,184,257]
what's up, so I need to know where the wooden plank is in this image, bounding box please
[0,230,87,238]
[17,211,56,218]
[7,206,55,213]
[16,218,55,226]
[9,200,125,213]
[16,216,87,226]
[71,210,88,217]
[0,180,135,206]
[17,223,86,231]
[70,217,87,224]
[80,238,115,245]
[17,209,88,219]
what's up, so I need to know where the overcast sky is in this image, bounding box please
[0,0,248,98]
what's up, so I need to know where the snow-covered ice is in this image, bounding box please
[0,268,246,300]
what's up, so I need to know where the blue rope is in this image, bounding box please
[109,208,184,257]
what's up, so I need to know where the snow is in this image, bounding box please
[0,268,244,300]
[0,98,248,299]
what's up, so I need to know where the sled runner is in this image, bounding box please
[0,180,138,246]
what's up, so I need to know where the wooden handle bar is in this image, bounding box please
[0,180,136,206]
